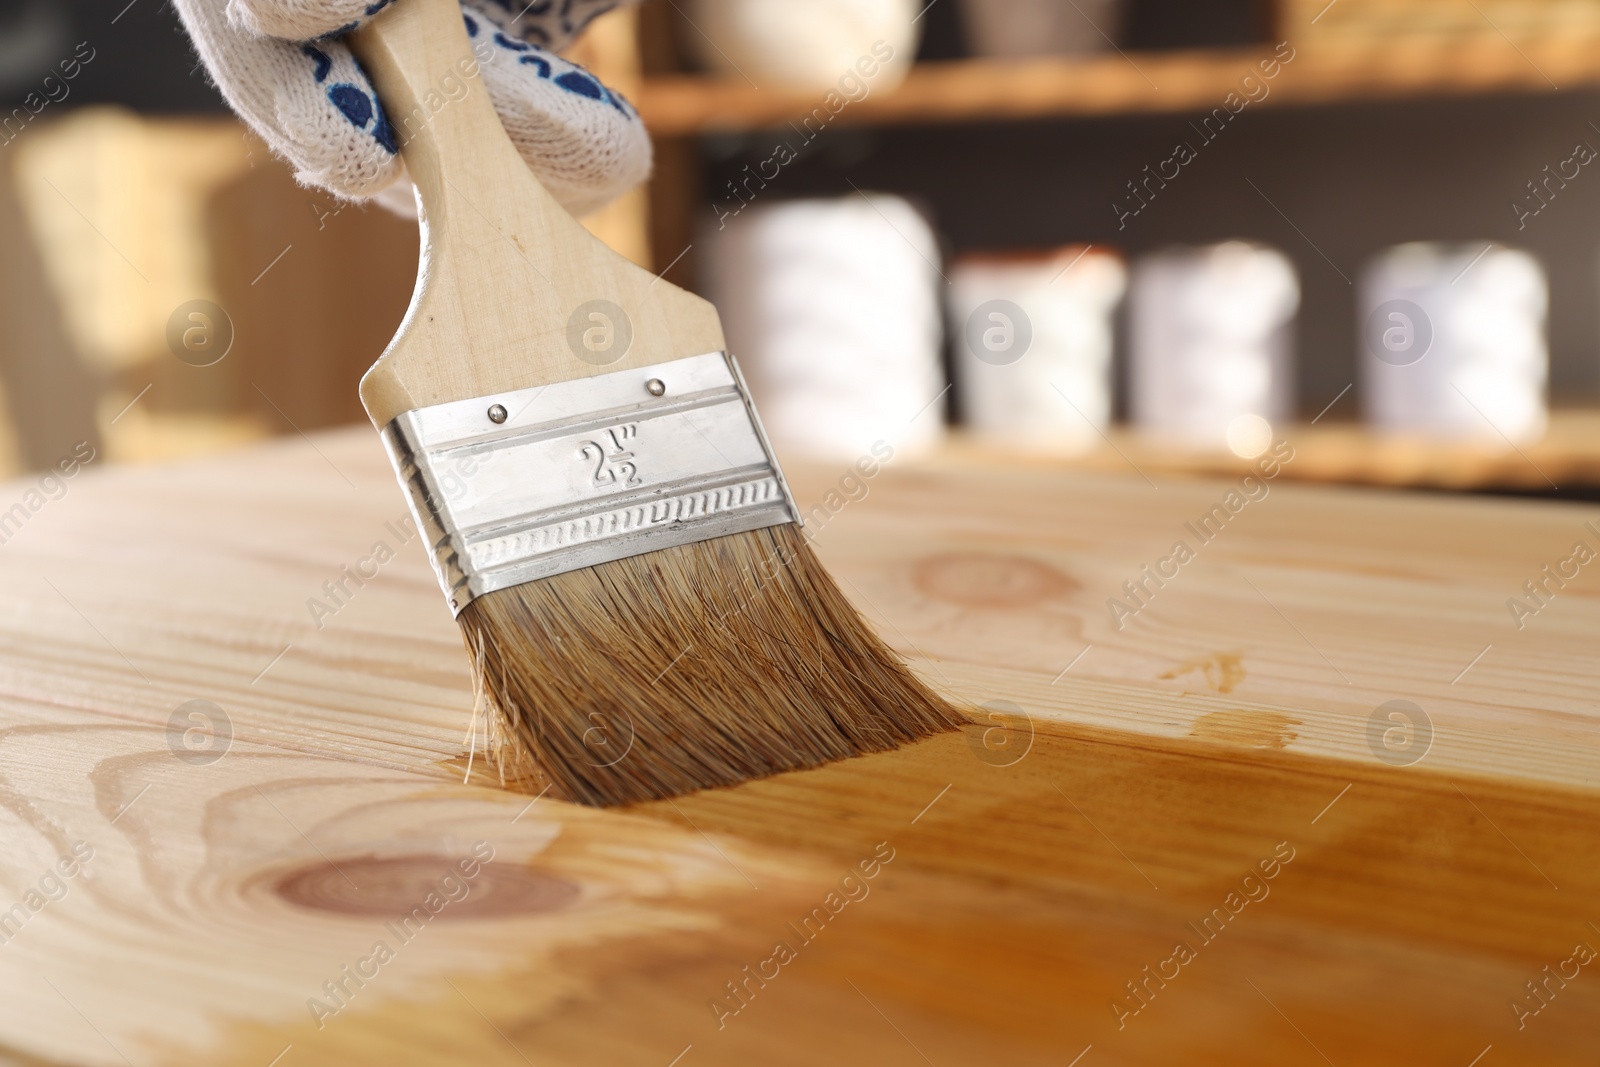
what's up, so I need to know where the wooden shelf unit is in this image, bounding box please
[566,6,1600,490]
[608,10,1600,284]
[633,31,1600,136]
[941,408,1600,494]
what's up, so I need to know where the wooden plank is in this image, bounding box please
[950,408,1600,492]
[634,34,1600,136]
[0,429,1597,1065]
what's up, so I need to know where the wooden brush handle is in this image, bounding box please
[350,0,724,426]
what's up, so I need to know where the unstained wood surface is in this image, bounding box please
[0,429,1597,1066]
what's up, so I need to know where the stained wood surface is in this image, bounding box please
[1,428,1598,1066]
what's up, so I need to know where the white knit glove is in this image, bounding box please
[173,0,649,217]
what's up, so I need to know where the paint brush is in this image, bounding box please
[350,0,962,806]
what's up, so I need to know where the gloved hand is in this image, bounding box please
[173,0,649,216]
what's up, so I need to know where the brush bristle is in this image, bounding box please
[455,523,966,806]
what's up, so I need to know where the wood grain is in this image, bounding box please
[0,428,1597,1065]
[348,0,723,426]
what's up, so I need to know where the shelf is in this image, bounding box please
[635,32,1600,136]
[941,409,1600,494]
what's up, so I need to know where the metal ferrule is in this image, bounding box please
[380,351,802,615]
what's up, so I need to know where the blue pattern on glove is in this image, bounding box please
[327,83,372,127]
[369,93,396,152]
[317,48,396,155]
[302,43,332,82]
[554,70,601,100]
[479,0,618,47]
[294,1,635,166]
[503,35,634,115]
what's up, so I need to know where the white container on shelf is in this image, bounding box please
[958,0,1124,58]
[947,246,1126,451]
[684,0,918,91]
[700,194,946,460]
[1129,242,1299,450]
[1358,243,1547,443]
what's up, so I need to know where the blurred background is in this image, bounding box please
[5,0,1600,495]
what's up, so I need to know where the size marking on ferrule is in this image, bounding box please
[380,352,801,614]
